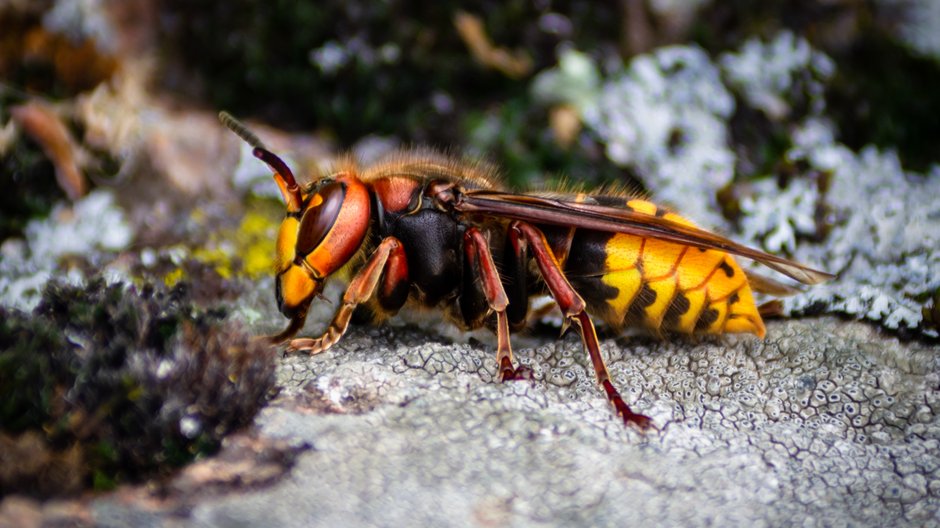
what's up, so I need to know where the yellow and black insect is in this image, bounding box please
[221,112,832,429]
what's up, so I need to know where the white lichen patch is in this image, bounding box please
[531,48,601,111]
[877,0,940,60]
[583,45,735,228]
[191,318,940,528]
[779,119,940,336]
[25,190,132,258]
[740,176,819,254]
[720,32,833,120]
[309,41,350,75]
[309,36,401,76]
[42,0,118,52]
[0,190,132,311]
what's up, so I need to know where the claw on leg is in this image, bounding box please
[286,337,331,355]
[601,379,652,430]
[494,310,524,381]
[286,303,354,355]
[571,312,653,430]
[498,356,533,381]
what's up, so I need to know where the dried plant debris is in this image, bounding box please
[10,101,87,200]
[167,433,310,496]
[453,11,533,79]
[0,278,276,498]
[0,121,64,241]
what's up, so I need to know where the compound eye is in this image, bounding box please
[296,182,346,257]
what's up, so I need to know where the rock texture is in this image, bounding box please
[81,317,940,527]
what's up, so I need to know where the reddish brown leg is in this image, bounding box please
[510,221,652,429]
[289,237,408,354]
[464,228,526,381]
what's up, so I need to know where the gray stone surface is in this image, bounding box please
[85,316,938,527]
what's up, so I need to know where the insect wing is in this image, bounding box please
[455,190,833,286]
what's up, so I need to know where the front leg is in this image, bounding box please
[289,236,409,354]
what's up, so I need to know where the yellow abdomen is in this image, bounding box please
[560,198,766,338]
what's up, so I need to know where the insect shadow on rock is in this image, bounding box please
[220,112,832,430]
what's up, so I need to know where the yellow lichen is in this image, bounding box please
[237,211,277,278]
[192,246,234,279]
[163,268,184,287]
[182,203,279,281]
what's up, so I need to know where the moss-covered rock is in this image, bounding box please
[0,278,276,497]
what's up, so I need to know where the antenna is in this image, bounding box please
[219,111,303,212]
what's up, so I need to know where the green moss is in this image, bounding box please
[0,278,276,498]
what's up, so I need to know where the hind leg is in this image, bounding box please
[509,221,652,429]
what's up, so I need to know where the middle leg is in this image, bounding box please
[463,227,525,381]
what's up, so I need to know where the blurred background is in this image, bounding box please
[3,1,940,197]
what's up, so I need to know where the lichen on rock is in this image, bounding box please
[780,120,940,337]
[583,45,736,229]
[147,317,939,527]
[0,190,132,312]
